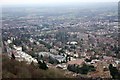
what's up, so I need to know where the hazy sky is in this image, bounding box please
[1,0,119,5]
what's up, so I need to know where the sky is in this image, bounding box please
[1,0,119,5]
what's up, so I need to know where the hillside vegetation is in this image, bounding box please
[2,54,66,78]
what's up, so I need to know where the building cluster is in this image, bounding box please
[2,6,120,78]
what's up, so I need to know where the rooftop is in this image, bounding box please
[67,59,84,65]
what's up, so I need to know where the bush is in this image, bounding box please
[67,63,96,75]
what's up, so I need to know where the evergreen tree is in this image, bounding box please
[11,53,15,60]
[109,64,120,79]
[38,60,48,70]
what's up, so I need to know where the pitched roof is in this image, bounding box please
[67,59,84,65]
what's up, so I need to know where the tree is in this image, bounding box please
[55,32,69,43]
[67,63,96,75]
[42,61,48,70]
[68,57,71,61]
[11,53,15,60]
[80,64,89,74]
[22,46,27,52]
[85,58,92,62]
[109,64,120,79]
[38,60,48,70]
[13,39,22,46]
